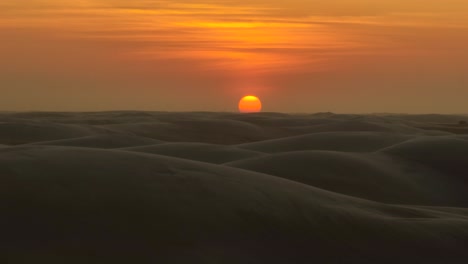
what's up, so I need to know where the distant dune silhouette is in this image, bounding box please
[1,111,468,263]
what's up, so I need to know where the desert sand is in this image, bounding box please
[2,111,468,263]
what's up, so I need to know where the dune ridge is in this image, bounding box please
[123,142,264,164]
[29,134,164,149]
[226,151,461,206]
[238,132,413,153]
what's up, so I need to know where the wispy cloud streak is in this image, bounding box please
[1,0,468,76]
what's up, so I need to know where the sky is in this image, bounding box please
[1,0,468,113]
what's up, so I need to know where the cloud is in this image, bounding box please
[1,0,468,76]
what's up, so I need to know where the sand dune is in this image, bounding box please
[103,119,267,144]
[2,146,468,263]
[218,113,335,127]
[379,114,468,124]
[0,122,100,145]
[284,119,419,133]
[124,142,263,164]
[227,151,459,205]
[29,134,164,149]
[381,137,468,172]
[238,132,412,153]
[2,112,468,263]
[380,137,468,200]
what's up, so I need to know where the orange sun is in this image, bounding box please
[239,95,262,113]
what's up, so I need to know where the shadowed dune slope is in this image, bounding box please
[0,122,102,145]
[238,132,412,153]
[284,119,421,134]
[2,146,468,263]
[457,135,468,141]
[380,137,468,197]
[381,137,468,206]
[416,206,468,218]
[227,151,460,206]
[381,137,468,174]
[124,143,263,164]
[29,134,164,149]
[217,113,336,127]
[103,119,267,144]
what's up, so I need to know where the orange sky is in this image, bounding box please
[1,0,468,112]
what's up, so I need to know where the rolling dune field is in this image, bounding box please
[2,111,468,263]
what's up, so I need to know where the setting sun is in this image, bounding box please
[239,95,262,113]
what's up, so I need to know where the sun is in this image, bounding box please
[239,95,262,113]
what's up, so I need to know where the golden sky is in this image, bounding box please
[1,0,468,112]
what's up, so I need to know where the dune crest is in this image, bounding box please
[123,142,263,164]
[29,134,164,149]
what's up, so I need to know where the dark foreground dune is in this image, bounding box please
[1,111,468,263]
